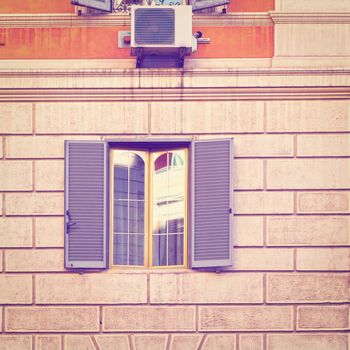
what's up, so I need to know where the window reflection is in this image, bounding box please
[113,151,145,266]
[152,150,185,266]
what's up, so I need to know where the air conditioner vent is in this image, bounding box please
[135,8,175,45]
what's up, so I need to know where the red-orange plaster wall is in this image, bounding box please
[0,26,273,59]
[0,0,74,14]
[228,0,274,12]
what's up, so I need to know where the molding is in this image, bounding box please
[271,11,350,24]
[1,11,350,28]
[0,67,349,101]
[0,87,349,102]
[0,12,272,28]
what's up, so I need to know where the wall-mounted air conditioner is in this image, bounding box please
[131,5,193,61]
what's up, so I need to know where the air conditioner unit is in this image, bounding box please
[131,5,193,59]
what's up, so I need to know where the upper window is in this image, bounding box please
[111,148,187,268]
[64,139,233,270]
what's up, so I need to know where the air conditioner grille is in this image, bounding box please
[135,8,175,45]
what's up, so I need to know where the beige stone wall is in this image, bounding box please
[0,91,349,349]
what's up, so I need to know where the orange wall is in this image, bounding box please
[0,0,74,14]
[0,26,273,59]
[0,0,273,14]
[228,0,274,12]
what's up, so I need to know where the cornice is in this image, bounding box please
[0,86,349,102]
[0,67,349,101]
[1,11,350,28]
[270,11,350,24]
[0,12,272,28]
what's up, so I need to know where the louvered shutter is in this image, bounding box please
[191,139,233,268]
[65,141,108,269]
[71,0,112,12]
[189,0,230,11]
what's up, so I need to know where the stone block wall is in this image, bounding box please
[0,97,349,349]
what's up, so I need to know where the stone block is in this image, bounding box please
[6,193,64,215]
[240,335,263,350]
[278,0,350,11]
[151,101,264,134]
[6,307,99,332]
[267,273,350,303]
[6,249,64,272]
[297,306,349,330]
[35,160,64,191]
[36,102,148,134]
[103,306,195,332]
[267,100,350,132]
[199,306,293,331]
[35,217,64,247]
[36,336,61,350]
[0,336,32,350]
[267,216,350,246]
[0,275,32,304]
[64,335,95,350]
[233,216,264,247]
[0,161,32,191]
[267,159,350,189]
[202,335,236,350]
[36,273,147,304]
[169,335,202,350]
[94,335,130,350]
[297,192,350,213]
[133,335,167,350]
[275,23,350,57]
[297,248,350,271]
[0,218,32,247]
[234,135,293,157]
[235,160,263,190]
[267,334,348,350]
[150,273,263,304]
[0,103,32,134]
[297,134,350,157]
[233,248,294,270]
[235,192,294,214]
[6,136,63,158]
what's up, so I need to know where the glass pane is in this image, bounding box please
[152,235,167,266]
[168,234,184,266]
[129,234,144,266]
[114,200,128,233]
[114,234,128,265]
[151,150,186,267]
[130,153,145,200]
[129,200,144,234]
[114,152,129,200]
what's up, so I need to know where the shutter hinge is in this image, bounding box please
[229,208,232,214]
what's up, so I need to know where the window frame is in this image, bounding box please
[108,140,191,269]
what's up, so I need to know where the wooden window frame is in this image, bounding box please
[109,146,188,269]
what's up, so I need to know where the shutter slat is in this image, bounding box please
[191,139,233,268]
[65,141,108,269]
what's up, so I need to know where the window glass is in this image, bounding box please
[113,151,145,266]
[152,150,186,266]
[111,148,186,268]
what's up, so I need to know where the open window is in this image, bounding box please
[64,139,233,270]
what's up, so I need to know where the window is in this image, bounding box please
[64,139,233,270]
[111,148,187,267]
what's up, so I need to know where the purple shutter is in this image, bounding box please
[191,139,233,268]
[65,141,108,269]
[71,0,112,12]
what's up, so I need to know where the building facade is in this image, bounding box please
[0,0,349,349]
